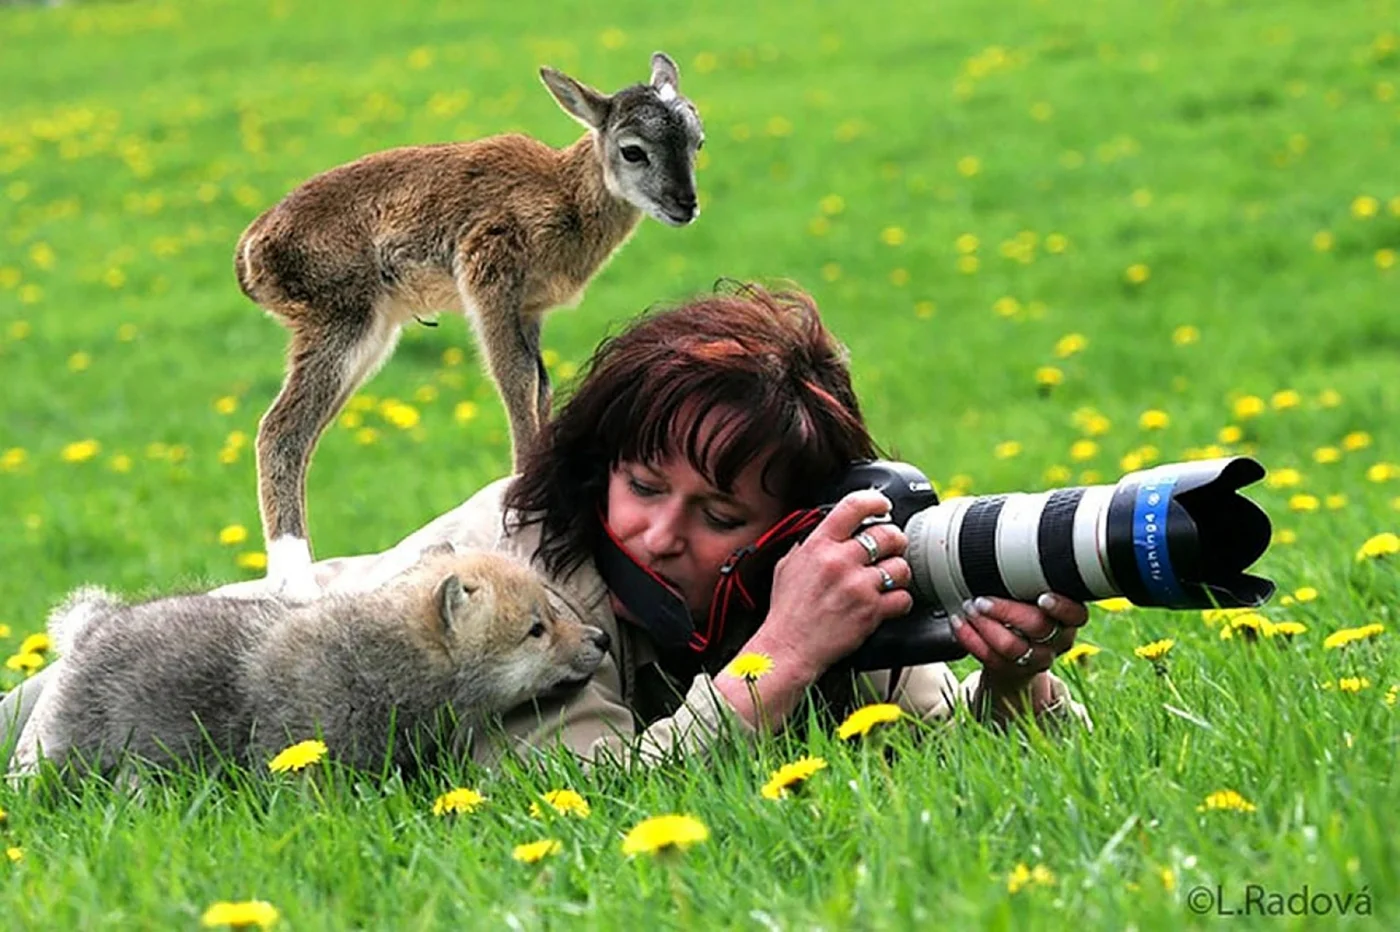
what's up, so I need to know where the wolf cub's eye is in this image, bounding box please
[528,621,547,638]
[620,145,648,164]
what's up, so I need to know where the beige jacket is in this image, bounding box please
[213,478,1087,767]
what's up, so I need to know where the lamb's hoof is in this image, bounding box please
[266,572,321,604]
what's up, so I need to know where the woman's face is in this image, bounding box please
[605,449,788,621]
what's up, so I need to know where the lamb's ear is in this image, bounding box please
[436,574,473,630]
[650,52,680,95]
[540,66,611,129]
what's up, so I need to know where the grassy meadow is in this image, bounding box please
[2,0,1400,927]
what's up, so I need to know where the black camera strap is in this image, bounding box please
[593,506,828,657]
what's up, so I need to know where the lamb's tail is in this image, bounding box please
[47,585,122,657]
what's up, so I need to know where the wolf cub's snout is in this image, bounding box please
[426,549,610,707]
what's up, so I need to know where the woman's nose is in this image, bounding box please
[641,505,686,557]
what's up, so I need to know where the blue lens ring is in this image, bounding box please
[1132,468,1188,606]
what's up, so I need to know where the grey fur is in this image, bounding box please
[11,550,608,781]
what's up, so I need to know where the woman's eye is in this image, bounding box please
[705,511,744,531]
[528,621,546,638]
[628,477,660,497]
[620,145,648,164]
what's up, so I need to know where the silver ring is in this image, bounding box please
[1032,623,1062,646]
[854,531,880,566]
[876,566,896,593]
[1014,645,1036,667]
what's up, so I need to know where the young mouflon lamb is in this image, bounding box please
[236,52,705,599]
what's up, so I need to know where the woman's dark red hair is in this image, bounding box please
[504,282,879,579]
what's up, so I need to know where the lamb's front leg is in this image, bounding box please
[455,241,542,471]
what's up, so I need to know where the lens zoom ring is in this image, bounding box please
[1037,488,1096,603]
[958,496,1011,599]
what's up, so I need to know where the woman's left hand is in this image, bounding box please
[951,592,1090,715]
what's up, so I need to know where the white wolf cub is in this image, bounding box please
[9,546,608,781]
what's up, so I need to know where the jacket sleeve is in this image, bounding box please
[477,659,752,770]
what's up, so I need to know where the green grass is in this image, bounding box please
[2,0,1399,927]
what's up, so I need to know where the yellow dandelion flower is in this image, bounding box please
[1313,446,1341,464]
[1356,532,1400,561]
[1201,607,1254,626]
[529,789,590,818]
[512,839,562,864]
[67,351,91,372]
[267,739,326,774]
[0,447,26,471]
[1124,263,1151,285]
[19,633,50,655]
[819,194,845,216]
[1060,643,1101,665]
[1271,389,1301,410]
[218,524,248,546]
[1134,638,1174,661]
[760,756,828,800]
[1068,440,1099,463]
[61,440,101,463]
[381,402,420,430]
[1341,431,1372,451]
[1378,249,1397,270]
[993,296,1021,318]
[1288,494,1319,512]
[200,900,280,929]
[235,552,267,571]
[914,300,936,319]
[1198,790,1257,813]
[1325,494,1347,510]
[1337,676,1372,693]
[5,652,45,674]
[1138,409,1170,430]
[441,347,464,367]
[432,787,486,816]
[1265,467,1301,489]
[1218,425,1243,444]
[1035,366,1063,388]
[1096,597,1134,612]
[880,226,906,247]
[1233,395,1266,420]
[1268,621,1308,638]
[727,652,774,682]
[452,401,479,425]
[621,814,709,856]
[214,396,238,415]
[1367,463,1399,483]
[954,232,979,254]
[1054,333,1087,358]
[1292,586,1318,602]
[1323,623,1385,649]
[994,441,1022,460]
[1351,195,1379,218]
[6,847,23,863]
[0,806,6,825]
[1007,862,1056,893]
[1312,230,1335,252]
[110,454,133,473]
[1386,685,1398,707]
[1043,464,1072,484]
[1171,325,1200,346]
[956,155,981,177]
[955,255,979,274]
[836,702,903,740]
[355,427,380,445]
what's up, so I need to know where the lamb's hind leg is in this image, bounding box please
[257,307,400,598]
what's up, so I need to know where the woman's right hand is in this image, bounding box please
[761,490,914,679]
[713,490,913,730]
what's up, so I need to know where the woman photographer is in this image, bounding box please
[2,283,1088,770]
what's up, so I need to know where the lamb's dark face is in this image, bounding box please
[602,84,704,226]
[540,51,704,227]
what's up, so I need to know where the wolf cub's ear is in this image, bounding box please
[418,541,458,562]
[436,574,476,629]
